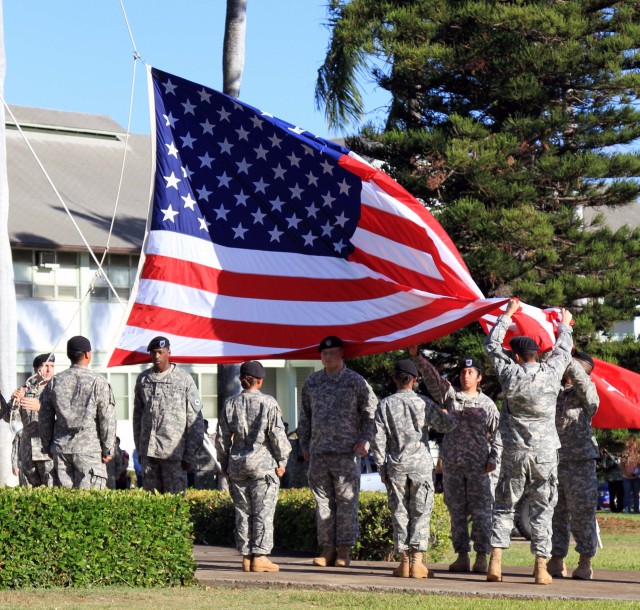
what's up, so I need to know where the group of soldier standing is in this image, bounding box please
[0,334,205,494]
[0,296,602,584]
[214,298,601,584]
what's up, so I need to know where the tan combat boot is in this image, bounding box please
[392,550,410,578]
[449,551,471,572]
[312,546,336,567]
[547,555,567,577]
[572,554,593,580]
[242,555,252,572]
[534,556,553,585]
[486,548,503,582]
[251,555,279,572]
[472,553,488,573]
[335,545,351,567]
[410,551,429,579]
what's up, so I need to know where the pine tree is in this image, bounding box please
[317,0,640,373]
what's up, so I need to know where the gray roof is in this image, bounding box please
[583,203,640,231]
[7,105,151,252]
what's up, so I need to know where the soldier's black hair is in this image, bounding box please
[393,371,414,385]
[67,350,86,364]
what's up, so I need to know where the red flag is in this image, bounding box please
[481,303,640,429]
[107,68,507,366]
[591,358,640,429]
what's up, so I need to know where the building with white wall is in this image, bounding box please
[6,105,320,457]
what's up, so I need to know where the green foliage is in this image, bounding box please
[188,488,451,563]
[187,489,236,547]
[346,351,405,397]
[317,0,640,367]
[0,488,195,589]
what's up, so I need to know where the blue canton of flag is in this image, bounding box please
[151,67,360,258]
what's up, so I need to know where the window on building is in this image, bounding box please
[109,372,130,419]
[296,367,315,412]
[90,253,140,301]
[191,372,218,421]
[13,249,79,300]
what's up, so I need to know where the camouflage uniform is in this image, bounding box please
[216,389,291,556]
[552,360,600,558]
[11,429,28,486]
[413,356,501,555]
[39,365,117,490]
[133,364,205,494]
[2,378,55,487]
[484,315,573,557]
[298,367,377,548]
[371,389,456,552]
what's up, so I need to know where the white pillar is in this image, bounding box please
[0,1,19,485]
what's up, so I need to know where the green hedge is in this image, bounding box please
[0,487,195,588]
[188,488,450,562]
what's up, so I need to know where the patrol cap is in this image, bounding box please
[460,356,482,374]
[33,353,55,369]
[147,336,170,351]
[509,335,540,354]
[240,360,265,379]
[573,351,594,369]
[318,336,344,352]
[393,359,419,378]
[67,336,91,353]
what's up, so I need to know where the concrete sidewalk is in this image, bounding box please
[194,545,640,601]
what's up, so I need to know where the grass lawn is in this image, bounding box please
[0,587,639,610]
[440,510,640,571]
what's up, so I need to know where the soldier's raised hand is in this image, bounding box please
[408,345,419,357]
[505,298,520,318]
[561,308,572,326]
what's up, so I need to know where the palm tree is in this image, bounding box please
[217,0,248,409]
[0,1,18,485]
[222,0,247,99]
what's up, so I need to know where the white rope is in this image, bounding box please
[119,0,144,63]
[99,56,138,267]
[2,99,125,308]
[6,0,146,369]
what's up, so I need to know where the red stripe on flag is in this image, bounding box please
[124,298,474,349]
[338,154,470,271]
[108,297,508,366]
[349,247,444,295]
[141,254,404,302]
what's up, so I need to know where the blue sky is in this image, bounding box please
[3,1,388,139]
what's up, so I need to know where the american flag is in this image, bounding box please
[107,67,507,366]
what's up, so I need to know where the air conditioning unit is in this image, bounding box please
[37,251,59,269]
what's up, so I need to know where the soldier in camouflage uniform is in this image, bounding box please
[484,299,573,585]
[39,336,117,489]
[216,361,291,572]
[133,336,204,494]
[371,359,457,578]
[2,354,56,487]
[548,351,600,580]
[410,348,501,574]
[298,336,378,568]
